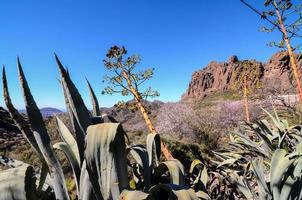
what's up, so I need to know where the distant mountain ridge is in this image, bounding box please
[182,51,302,100]
[19,107,63,117]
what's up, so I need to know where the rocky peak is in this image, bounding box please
[182,52,302,100]
[228,55,238,63]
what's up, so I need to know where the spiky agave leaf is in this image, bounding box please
[293,141,302,178]
[233,131,269,158]
[53,142,80,197]
[4,64,48,194]
[262,108,288,133]
[118,190,149,200]
[189,159,203,175]
[154,159,185,186]
[79,161,96,200]
[56,117,80,165]
[173,189,200,200]
[148,184,200,200]
[55,55,91,128]
[270,149,292,199]
[0,156,49,197]
[55,54,91,164]
[250,159,271,200]
[189,159,209,192]
[279,176,296,200]
[270,149,300,199]
[37,163,49,195]
[0,165,38,200]
[146,133,161,167]
[101,113,118,123]
[54,117,81,196]
[120,184,200,200]
[17,58,69,200]
[2,66,44,161]
[0,156,29,168]
[86,78,100,117]
[229,171,254,199]
[85,123,129,200]
[249,121,275,153]
[195,191,211,200]
[128,145,151,190]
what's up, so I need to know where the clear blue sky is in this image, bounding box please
[0,0,287,109]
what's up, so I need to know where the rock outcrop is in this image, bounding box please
[0,107,24,151]
[182,51,302,100]
[0,107,19,133]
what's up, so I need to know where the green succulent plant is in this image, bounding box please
[0,56,209,200]
[214,108,302,200]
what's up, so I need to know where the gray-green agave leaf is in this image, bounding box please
[118,190,149,200]
[0,165,37,200]
[146,133,161,167]
[86,78,100,117]
[154,159,185,186]
[85,123,129,200]
[79,161,96,200]
[128,145,151,190]
[56,117,80,165]
[2,66,44,162]
[56,54,91,164]
[17,58,69,200]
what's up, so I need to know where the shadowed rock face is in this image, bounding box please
[0,107,20,134]
[182,51,302,100]
[262,52,302,94]
[0,107,24,151]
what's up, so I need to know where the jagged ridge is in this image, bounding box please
[182,52,302,100]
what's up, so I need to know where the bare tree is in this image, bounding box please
[102,46,173,160]
[241,0,302,104]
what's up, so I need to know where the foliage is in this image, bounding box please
[201,91,241,103]
[4,51,302,199]
[102,46,159,109]
[156,101,244,149]
[241,0,302,105]
[0,57,210,200]
[213,108,302,199]
[102,45,174,161]
[263,0,302,50]
[241,0,302,50]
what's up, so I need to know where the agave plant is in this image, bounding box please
[0,56,211,200]
[213,109,302,200]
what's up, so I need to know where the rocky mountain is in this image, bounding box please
[39,107,63,117]
[19,107,63,117]
[182,51,302,100]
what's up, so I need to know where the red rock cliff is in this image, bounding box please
[182,52,302,100]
